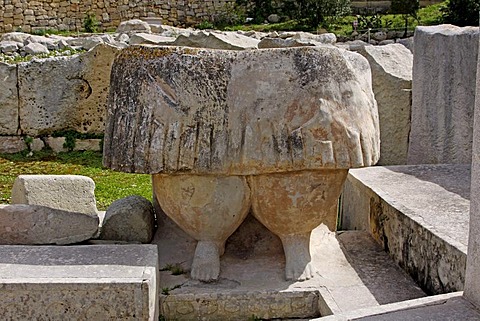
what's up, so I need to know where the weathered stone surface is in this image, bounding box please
[258,37,315,49]
[116,19,151,34]
[129,33,176,45]
[104,46,380,175]
[0,204,98,245]
[355,44,412,165]
[1,32,31,44]
[0,40,21,54]
[0,136,26,153]
[465,26,480,308]
[173,31,260,50]
[23,42,49,55]
[341,164,470,294]
[0,245,159,320]
[73,138,102,151]
[408,25,479,165]
[155,219,425,320]
[291,31,337,44]
[11,175,98,215]
[44,136,67,152]
[397,37,414,53]
[30,138,45,151]
[0,62,19,135]
[99,195,155,243]
[267,14,280,23]
[316,293,480,321]
[18,44,120,135]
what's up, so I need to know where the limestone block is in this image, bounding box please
[465,22,480,308]
[408,25,479,165]
[0,62,19,135]
[291,31,337,44]
[0,31,31,43]
[73,138,102,151]
[0,204,98,245]
[30,138,45,151]
[23,42,49,55]
[173,31,260,50]
[129,33,176,45]
[11,175,98,215]
[0,136,26,153]
[99,195,155,243]
[258,37,315,49]
[116,19,151,34]
[18,44,120,136]
[355,44,413,165]
[0,245,159,320]
[104,46,379,175]
[341,165,470,294]
[44,136,67,152]
[0,40,21,54]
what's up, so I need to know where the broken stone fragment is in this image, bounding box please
[104,46,380,175]
[0,204,98,245]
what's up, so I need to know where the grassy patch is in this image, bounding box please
[0,150,151,210]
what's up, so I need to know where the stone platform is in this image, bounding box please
[316,292,480,320]
[153,213,425,320]
[341,164,470,294]
[0,245,159,320]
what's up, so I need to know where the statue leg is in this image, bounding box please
[153,174,250,282]
[249,170,348,281]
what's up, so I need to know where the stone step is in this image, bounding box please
[154,214,425,320]
[341,164,470,294]
[0,245,159,320]
[314,292,480,320]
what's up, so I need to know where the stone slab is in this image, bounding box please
[465,23,480,308]
[341,164,470,294]
[153,213,425,320]
[408,25,479,165]
[18,44,119,136]
[0,245,159,320]
[0,62,19,135]
[104,46,379,175]
[315,292,480,320]
[0,136,27,153]
[0,204,98,245]
[11,174,98,215]
[354,44,412,165]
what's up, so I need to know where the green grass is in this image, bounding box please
[0,150,152,210]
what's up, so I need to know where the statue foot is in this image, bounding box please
[281,233,316,281]
[190,240,222,282]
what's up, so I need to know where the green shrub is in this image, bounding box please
[83,12,99,33]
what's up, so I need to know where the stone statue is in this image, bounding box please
[104,46,380,282]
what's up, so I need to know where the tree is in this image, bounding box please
[285,0,351,29]
[390,0,419,36]
[442,0,480,26]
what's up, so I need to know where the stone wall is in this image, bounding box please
[0,0,236,33]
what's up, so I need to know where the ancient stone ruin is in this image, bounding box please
[103,46,380,282]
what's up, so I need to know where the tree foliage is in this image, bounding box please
[237,0,351,29]
[289,0,352,28]
[442,0,480,26]
[390,0,419,36]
